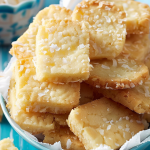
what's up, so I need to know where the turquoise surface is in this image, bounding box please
[0,0,150,150]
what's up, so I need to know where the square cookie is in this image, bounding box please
[36,20,90,83]
[8,82,55,134]
[10,5,72,59]
[8,77,70,134]
[72,0,126,60]
[14,58,80,114]
[95,77,150,114]
[85,58,149,89]
[67,98,144,150]
[91,0,150,34]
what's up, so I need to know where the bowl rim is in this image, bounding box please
[0,0,36,8]
[0,94,50,150]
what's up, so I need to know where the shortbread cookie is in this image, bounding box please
[95,0,150,34]
[15,58,80,114]
[121,0,150,34]
[85,58,149,89]
[95,77,150,114]
[0,138,18,150]
[10,5,72,59]
[36,20,90,83]
[44,127,85,150]
[80,83,94,105]
[72,0,126,60]
[8,77,69,134]
[0,105,3,122]
[8,86,55,134]
[67,98,144,150]
[121,34,149,61]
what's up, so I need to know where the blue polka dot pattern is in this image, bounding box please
[0,0,44,45]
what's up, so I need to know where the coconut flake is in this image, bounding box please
[115,143,120,147]
[66,139,72,149]
[104,16,111,23]
[112,59,117,67]
[118,125,122,129]
[105,6,111,10]
[122,64,133,70]
[63,58,68,63]
[95,15,99,19]
[99,129,104,135]
[101,65,110,69]
[136,120,142,124]
[38,93,45,97]
[79,44,85,49]
[25,69,30,74]
[19,65,24,72]
[50,44,60,52]
[125,128,130,132]
[107,125,111,130]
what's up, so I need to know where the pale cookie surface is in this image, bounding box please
[97,0,150,34]
[72,0,126,60]
[0,105,3,122]
[36,20,90,83]
[15,58,80,114]
[67,98,144,150]
[0,138,18,150]
[121,34,149,61]
[44,127,85,150]
[85,58,149,89]
[122,0,150,34]
[95,77,150,114]
[10,5,72,59]
[8,80,55,134]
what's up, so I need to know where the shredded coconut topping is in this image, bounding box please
[112,59,117,67]
[66,139,72,149]
[19,65,24,72]
[107,125,111,130]
[104,16,111,23]
[79,44,85,49]
[101,64,110,69]
[99,129,104,135]
[121,64,133,70]
[25,69,30,74]
[38,93,45,97]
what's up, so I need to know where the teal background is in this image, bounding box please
[0,0,150,150]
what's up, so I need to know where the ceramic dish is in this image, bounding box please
[0,0,44,44]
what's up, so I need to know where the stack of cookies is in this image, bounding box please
[7,0,150,149]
